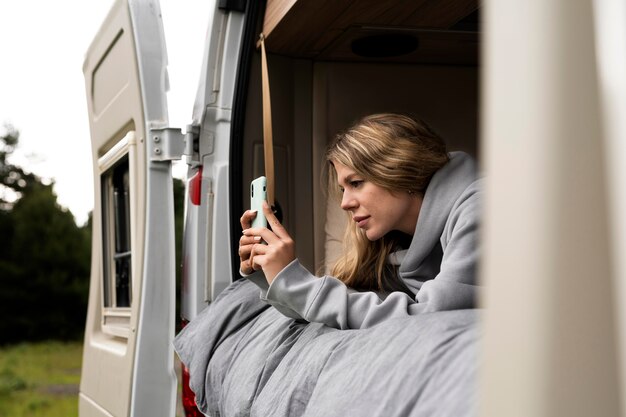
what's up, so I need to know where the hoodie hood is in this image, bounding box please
[398,151,478,279]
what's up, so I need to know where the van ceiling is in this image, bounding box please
[263,0,479,65]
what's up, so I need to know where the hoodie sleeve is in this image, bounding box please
[240,269,306,321]
[265,260,421,329]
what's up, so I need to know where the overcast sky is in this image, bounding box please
[0,0,209,225]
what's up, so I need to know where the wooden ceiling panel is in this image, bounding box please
[401,0,479,28]
[262,0,353,57]
[317,27,479,65]
[309,0,432,54]
[262,0,479,62]
[324,0,430,28]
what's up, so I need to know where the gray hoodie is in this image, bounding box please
[246,152,482,329]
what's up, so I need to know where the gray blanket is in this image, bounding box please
[174,279,479,417]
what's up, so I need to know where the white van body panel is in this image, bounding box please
[182,4,247,320]
[80,0,177,415]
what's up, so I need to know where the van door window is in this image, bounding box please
[101,156,132,308]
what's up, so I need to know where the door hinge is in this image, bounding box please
[183,124,200,166]
[149,125,199,163]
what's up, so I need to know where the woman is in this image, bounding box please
[239,113,481,329]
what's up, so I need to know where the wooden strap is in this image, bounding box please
[259,34,275,207]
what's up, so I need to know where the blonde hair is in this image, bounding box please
[326,113,449,294]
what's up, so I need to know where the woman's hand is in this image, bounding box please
[243,201,295,284]
[239,209,262,275]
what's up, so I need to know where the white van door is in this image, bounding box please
[180,0,250,321]
[79,0,179,416]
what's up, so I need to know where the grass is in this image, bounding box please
[0,341,187,416]
[0,340,82,417]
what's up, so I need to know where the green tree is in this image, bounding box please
[0,126,91,344]
[8,182,90,340]
[0,125,37,211]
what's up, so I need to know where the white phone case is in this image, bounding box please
[250,176,267,229]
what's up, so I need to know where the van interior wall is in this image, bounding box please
[242,52,478,276]
[242,53,315,270]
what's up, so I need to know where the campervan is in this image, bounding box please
[79,0,626,416]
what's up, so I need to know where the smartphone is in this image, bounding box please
[250,176,267,229]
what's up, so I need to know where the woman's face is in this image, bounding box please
[333,161,422,241]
